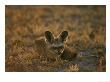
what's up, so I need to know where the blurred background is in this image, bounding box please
[5,5,106,72]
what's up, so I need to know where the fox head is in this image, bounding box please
[45,31,68,55]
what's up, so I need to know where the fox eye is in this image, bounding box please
[52,46,57,49]
[55,46,63,50]
[57,46,64,49]
[59,46,64,49]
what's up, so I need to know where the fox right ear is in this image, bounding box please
[45,31,54,44]
[58,31,68,42]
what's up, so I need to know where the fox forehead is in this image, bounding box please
[51,38,64,47]
[52,43,64,47]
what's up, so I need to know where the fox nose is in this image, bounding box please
[57,49,64,55]
[58,51,61,55]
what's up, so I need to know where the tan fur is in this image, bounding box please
[35,37,57,61]
[35,31,77,61]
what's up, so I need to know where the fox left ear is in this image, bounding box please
[58,31,68,42]
[45,31,54,44]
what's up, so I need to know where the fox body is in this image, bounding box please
[35,31,77,61]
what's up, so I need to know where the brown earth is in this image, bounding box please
[5,5,106,72]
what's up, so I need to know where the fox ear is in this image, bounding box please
[59,31,68,42]
[45,31,54,44]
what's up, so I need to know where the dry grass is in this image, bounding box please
[5,5,106,72]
